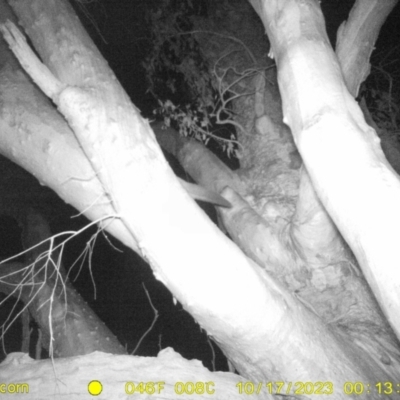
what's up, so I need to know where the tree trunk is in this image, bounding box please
[249,0,400,339]
[0,351,245,400]
[0,206,126,357]
[0,0,399,397]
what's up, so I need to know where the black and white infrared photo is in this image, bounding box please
[0,0,400,398]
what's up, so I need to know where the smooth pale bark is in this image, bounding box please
[0,350,249,400]
[1,15,353,384]
[291,0,398,264]
[0,70,139,253]
[249,0,400,340]
[0,0,379,386]
[0,1,139,254]
[337,0,398,97]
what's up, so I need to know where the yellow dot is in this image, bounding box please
[88,380,103,396]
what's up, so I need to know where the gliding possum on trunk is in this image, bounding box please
[151,122,231,208]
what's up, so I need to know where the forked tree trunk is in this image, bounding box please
[0,0,399,398]
[249,0,400,338]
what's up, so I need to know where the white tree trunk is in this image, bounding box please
[249,0,400,339]
[1,0,352,384]
[0,0,398,395]
[0,351,247,400]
